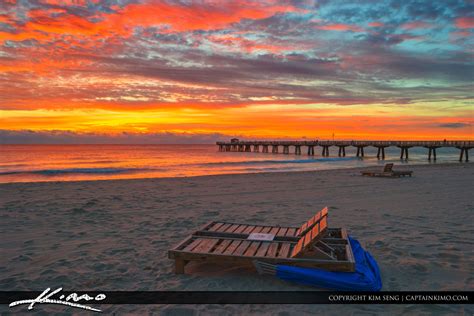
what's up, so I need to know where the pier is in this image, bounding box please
[216,140,473,161]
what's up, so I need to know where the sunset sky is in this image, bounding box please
[0,0,473,143]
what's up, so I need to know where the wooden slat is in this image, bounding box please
[300,222,308,234]
[217,223,232,232]
[320,217,327,232]
[291,239,304,257]
[277,243,291,258]
[269,227,280,235]
[260,226,272,233]
[321,206,328,217]
[252,226,264,233]
[276,227,288,237]
[183,238,203,252]
[311,223,320,239]
[294,207,329,236]
[233,241,251,256]
[190,238,209,252]
[286,228,297,237]
[255,242,271,257]
[223,240,242,255]
[193,238,219,253]
[234,225,248,234]
[266,242,279,257]
[303,230,312,247]
[243,241,261,256]
[208,222,224,232]
[296,222,308,236]
[224,224,240,233]
[242,225,257,234]
[206,239,222,253]
[213,239,232,254]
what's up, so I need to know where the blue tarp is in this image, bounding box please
[276,236,382,291]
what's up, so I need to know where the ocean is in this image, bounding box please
[0,144,467,183]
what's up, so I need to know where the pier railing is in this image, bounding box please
[216,140,473,161]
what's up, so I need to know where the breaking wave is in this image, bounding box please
[0,167,155,176]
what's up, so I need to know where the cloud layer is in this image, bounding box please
[0,0,473,141]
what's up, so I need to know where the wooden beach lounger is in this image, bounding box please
[361,163,413,177]
[168,214,356,274]
[195,207,329,240]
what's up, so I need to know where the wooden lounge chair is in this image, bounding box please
[361,163,412,177]
[168,216,356,274]
[195,207,328,240]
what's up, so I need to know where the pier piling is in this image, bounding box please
[356,146,365,157]
[398,146,411,160]
[295,145,301,155]
[337,146,347,157]
[427,147,439,161]
[321,146,330,157]
[458,147,470,162]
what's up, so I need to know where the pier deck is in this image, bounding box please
[216,140,473,161]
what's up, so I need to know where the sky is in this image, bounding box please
[0,0,473,143]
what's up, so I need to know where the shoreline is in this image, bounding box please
[0,161,470,186]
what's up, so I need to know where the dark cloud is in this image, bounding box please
[437,122,471,128]
[0,130,234,144]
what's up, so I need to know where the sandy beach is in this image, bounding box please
[1,163,473,314]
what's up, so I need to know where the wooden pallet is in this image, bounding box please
[168,225,355,274]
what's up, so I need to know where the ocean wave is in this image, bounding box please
[0,167,155,176]
[197,157,357,166]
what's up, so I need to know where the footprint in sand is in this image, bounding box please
[13,254,32,262]
[411,263,429,273]
[71,207,88,214]
[83,200,97,208]
[203,210,219,217]
[437,252,461,260]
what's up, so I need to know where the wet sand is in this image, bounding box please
[1,163,473,314]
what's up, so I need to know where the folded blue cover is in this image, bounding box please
[276,237,382,291]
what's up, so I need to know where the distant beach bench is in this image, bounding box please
[168,207,355,274]
[361,163,413,178]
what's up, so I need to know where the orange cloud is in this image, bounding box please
[1,1,302,46]
[114,1,302,33]
[368,22,384,27]
[455,17,474,29]
[315,23,364,32]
